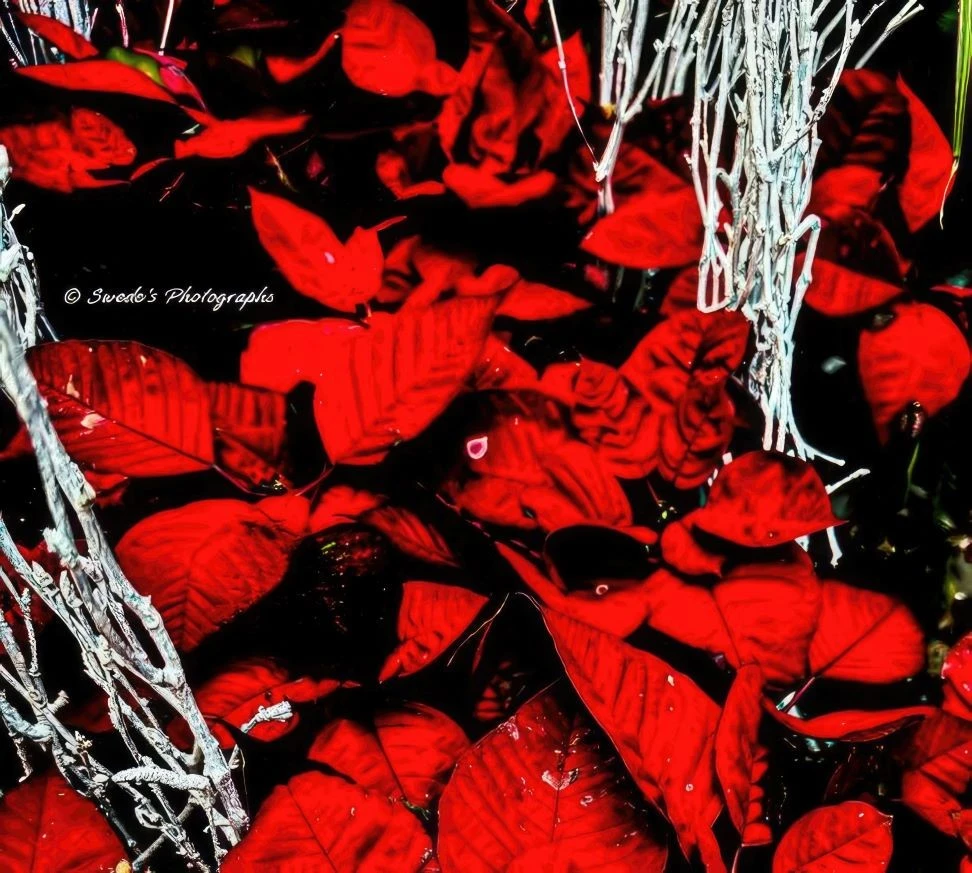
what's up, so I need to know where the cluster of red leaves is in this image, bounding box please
[0,1,971,871]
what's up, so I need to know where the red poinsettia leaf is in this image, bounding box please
[686,451,842,547]
[659,519,726,577]
[540,30,591,109]
[541,608,726,871]
[499,542,654,638]
[644,558,820,684]
[17,59,177,103]
[240,318,365,394]
[657,372,734,489]
[858,302,970,442]
[437,690,669,872]
[470,336,541,392]
[1,108,137,193]
[266,31,341,83]
[208,381,287,468]
[495,279,592,321]
[17,13,98,59]
[249,188,383,311]
[116,495,309,650]
[943,633,972,721]
[176,112,309,160]
[772,801,893,873]
[169,658,343,748]
[308,703,468,808]
[897,76,953,232]
[376,150,447,199]
[804,258,902,317]
[25,339,214,476]
[314,294,500,465]
[622,308,749,410]
[716,665,772,846]
[222,771,433,871]
[342,0,457,97]
[363,503,458,567]
[380,581,489,680]
[0,773,127,871]
[767,702,935,742]
[540,359,660,479]
[808,580,924,683]
[443,165,558,208]
[581,181,702,269]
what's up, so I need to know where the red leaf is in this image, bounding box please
[116,495,309,650]
[26,339,214,476]
[808,580,924,683]
[659,519,727,577]
[437,690,669,872]
[443,164,558,207]
[897,76,953,232]
[342,0,457,97]
[0,108,136,193]
[222,771,432,871]
[314,295,501,464]
[767,703,935,741]
[0,773,127,871]
[249,188,383,312]
[176,112,309,160]
[471,335,542,392]
[496,279,592,320]
[643,559,820,684]
[772,801,893,872]
[943,633,972,721]
[581,162,702,269]
[804,258,902,317]
[308,703,468,808]
[208,381,288,488]
[900,711,972,838]
[541,608,726,871]
[363,503,459,566]
[858,302,970,442]
[380,581,488,680]
[376,150,447,199]
[540,359,659,478]
[540,31,591,109]
[622,308,749,410]
[240,318,366,394]
[657,372,735,489]
[716,666,772,846]
[17,59,177,103]
[685,451,842,547]
[172,658,343,748]
[17,13,98,59]
[266,30,340,83]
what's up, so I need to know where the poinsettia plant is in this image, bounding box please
[0,0,971,871]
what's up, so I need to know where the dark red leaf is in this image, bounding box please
[376,150,447,199]
[437,690,669,872]
[380,581,488,680]
[222,771,433,871]
[943,633,972,721]
[308,703,468,808]
[342,0,457,97]
[541,608,726,871]
[0,773,127,871]
[176,112,309,160]
[684,451,842,547]
[17,59,178,103]
[363,503,459,567]
[768,702,935,741]
[266,31,340,83]
[540,30,591,109]
[25,339,214,476]
[772,801,893,872]
[804,257,902,317]
[208,381,288,488]
[809,580,924,683]
[116,495,309,650]
[858,302,970,442]
[17,13,98,59]
[249,188,383,311]
[315,294,502,464]
[897,76,953,232]
[716,666,772,846]
[171,658,343,748]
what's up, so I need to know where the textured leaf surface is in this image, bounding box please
[18,59,177,103]
[438,691,668,872]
